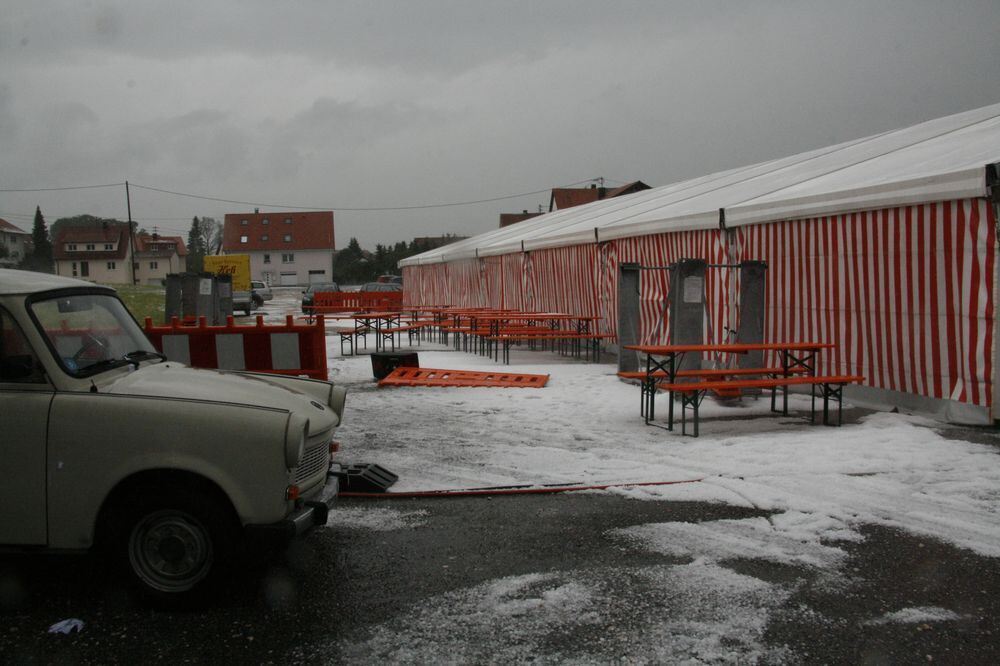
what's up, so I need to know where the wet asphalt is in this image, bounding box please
[2,485,999,664]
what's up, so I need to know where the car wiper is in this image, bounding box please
[123,350,169,369]
[81,358,131,374]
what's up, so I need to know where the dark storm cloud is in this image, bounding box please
[0,0,998,245]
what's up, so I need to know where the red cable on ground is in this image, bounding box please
[339,478,704,499]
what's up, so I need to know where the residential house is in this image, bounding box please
[52,222,135,284]
[499,210,543,228]
[0,218,30,268]
[549,180,651,211]
[222,211,335,286]
[134,233,188,285]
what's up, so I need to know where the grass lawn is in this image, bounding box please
[115,284,166,325]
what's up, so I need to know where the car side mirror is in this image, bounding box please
[0,354,37,381]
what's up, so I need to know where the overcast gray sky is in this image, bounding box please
[2,0,998,249]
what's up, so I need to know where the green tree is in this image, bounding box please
[21,206,53,273]
[187,216,206,272]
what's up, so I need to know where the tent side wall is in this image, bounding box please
[736,198,995,421]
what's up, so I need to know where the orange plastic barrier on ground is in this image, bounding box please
[378,367,549,388]
[313,291,403,313]
[144,315,328,380]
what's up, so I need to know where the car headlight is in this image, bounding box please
[285,413,309,469]
[328,385,347,421]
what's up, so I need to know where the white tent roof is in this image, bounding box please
[401,102,1000,267]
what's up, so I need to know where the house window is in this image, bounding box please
[261,234,269,241]
[150,261,158,269]
[283,234,292,242]
[261,218,269,225]
[240,235,248,243]
[240,219,248,225]
[86,244,95,251]
[282,253,294,264]
[104,243,113,250]
[68,244,78,251]
[263,254,271,264]
[284,217,292,224]
[133,262,139,270]
[107,261,116,270]
[80,262,89,277]
[72,262,77,277]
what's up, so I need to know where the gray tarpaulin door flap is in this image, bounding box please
[735,261,767,370]
[668,259,708,377]
[617,263,641,373]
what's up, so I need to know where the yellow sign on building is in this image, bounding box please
[203,254,251,292]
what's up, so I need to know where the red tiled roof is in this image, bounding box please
[499,212,543,228]
[136,233,188,256]
[52,224,131,261]
[0,218,28,234]
[549,181,651,211]
[606,180,651,197]
[222,211,335,252]
[550,187,602,210]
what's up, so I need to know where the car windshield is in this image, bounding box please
[29,292,157,377]
[307,284,338,294]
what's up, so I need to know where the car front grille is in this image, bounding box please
[295,441,330,485]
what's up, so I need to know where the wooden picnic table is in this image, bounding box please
[352,312,403,351]
[624,341,837,430]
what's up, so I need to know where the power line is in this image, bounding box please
[0,182,124,193]
[128,179,600,211]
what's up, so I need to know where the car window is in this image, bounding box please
[29,293,155,377]
[0,307,47,384]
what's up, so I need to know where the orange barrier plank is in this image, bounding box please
[378,367,549,388]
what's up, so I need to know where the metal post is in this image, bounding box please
[126,180,136,285]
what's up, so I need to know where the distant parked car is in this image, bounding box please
[251,280,273,301]
[376,275,403,285]
[360,282,402,292]
[301,282,341,314]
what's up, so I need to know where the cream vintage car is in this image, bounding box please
[0,269,345,604]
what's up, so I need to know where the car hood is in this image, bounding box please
[104,362,339,433]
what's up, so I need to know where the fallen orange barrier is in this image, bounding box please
[378,367,549,388]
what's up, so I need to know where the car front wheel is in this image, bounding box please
[110,486,237,606]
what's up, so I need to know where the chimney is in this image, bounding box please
[522,210,528,214]
[254,208,259,214]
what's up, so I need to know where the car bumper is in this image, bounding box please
[243,471,339,545]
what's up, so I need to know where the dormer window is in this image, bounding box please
[104,243,114,250]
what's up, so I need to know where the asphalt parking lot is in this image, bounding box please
[2,491,999,664]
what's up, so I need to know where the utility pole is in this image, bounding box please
[126,180,137,285]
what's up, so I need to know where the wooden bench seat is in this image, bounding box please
[619,366,811,416]
[377,322,432,351]
[487,332,613,363]
[333,327,366,355]
[656,374,864,436]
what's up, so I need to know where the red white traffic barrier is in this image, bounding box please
[144,315,328,380]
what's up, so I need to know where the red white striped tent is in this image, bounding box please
[400,104,1000,423]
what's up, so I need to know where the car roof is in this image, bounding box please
[0,268,110,296]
